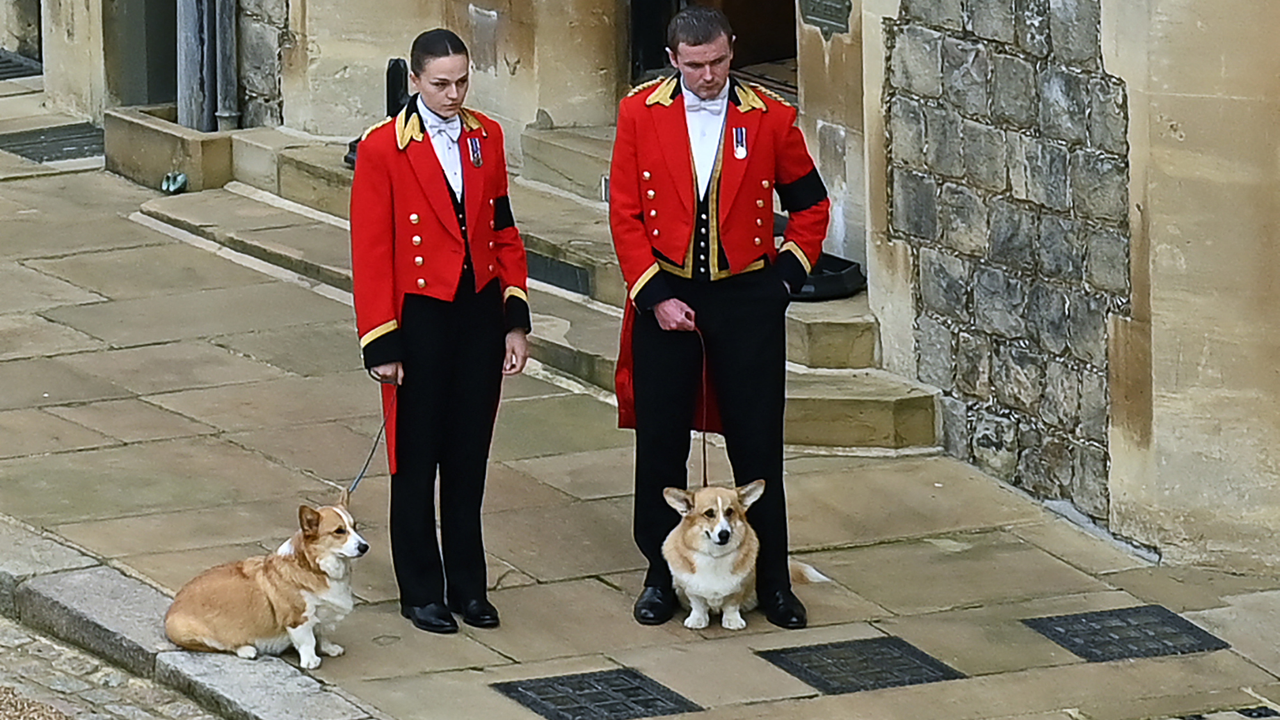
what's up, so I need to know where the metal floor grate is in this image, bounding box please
[1169,704,1280,719]
[757,636,965,695]
[1022,604,1230,662]
[0,123,103,163]
[0,50,40,80]
[492,668,701,720]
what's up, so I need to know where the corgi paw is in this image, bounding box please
[300,654,322,670]
[721,613,747,631]
[683,613,709,630]
[319,641,345,657]
[235,646,258,660]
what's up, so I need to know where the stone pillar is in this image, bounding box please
[797,0,867,266]
[0,0,40,60]
[41,0,106,120]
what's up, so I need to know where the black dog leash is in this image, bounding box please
[694,327,710,489]
[349,381,397,496]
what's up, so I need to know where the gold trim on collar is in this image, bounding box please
[360,319,399,348]
[459,108,489,137]
[751,83,793,108]
[644,76,680,106]
[395,107,423,150]
[361,116,393,141]
[733,83,768,114]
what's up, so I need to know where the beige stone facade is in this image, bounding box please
[15,0,1280,570]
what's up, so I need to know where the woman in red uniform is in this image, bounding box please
[350,29,531,634]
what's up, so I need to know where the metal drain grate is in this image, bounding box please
[1169,705,1280,719]
[492,668,701,720]
[1022,604,1229,662]
[757,636,965,695]
[0,123,103,162]
[0,50,40,80]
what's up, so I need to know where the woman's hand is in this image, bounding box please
[370,361,404,385]
[504,330,529,375]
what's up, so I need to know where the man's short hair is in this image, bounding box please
[666,5,734,52]
[410,29,469,75]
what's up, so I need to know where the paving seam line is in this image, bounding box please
[0,514,376,720]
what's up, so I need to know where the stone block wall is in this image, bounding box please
[884,0,1130,521]
[239,0,286,126]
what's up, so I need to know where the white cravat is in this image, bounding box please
[418,96,463,197]
[682,81,730,199]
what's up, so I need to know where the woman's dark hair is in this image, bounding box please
[410,29,469,75]
[666,5,734,51]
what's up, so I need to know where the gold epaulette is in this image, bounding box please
[459,108,489,137]
[626,77,664,98]
[751,83,793,108]
[360,116,393,141]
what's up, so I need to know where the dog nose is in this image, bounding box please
[357,542,370,555]
[716,529,731,544]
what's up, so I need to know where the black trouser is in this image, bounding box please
[391,272,505,608]
[632,266,792,594]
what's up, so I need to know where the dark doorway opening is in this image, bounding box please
[629,0,798,97]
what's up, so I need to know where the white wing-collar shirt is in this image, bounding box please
[418,96,464,197]
[682,80,730,199]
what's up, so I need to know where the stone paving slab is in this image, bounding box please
[57,339,290,396]
[0,408,118,459]
[212,321,366,377]
[0,521,98,617]
[16,566,175,677]
[0,357,133,412]
[25,242,275,300]
[0,313,104,361]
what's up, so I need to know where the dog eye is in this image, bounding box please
[703,509,715,518]
[725,509,734,518]
[334,528,348,535]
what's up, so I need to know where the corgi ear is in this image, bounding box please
[299,505,322,537]
[663,487,694,516]
[737,479,766,509]
[337,488,350,509]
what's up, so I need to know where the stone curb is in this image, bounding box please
[0,516,373,720]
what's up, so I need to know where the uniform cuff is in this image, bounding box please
[505,296,532,333]
[361,328,404,369]
[633,272,675,311]
[776,252,808,294]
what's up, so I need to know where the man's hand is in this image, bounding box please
[654,298,697,331]
[504,329,529,375]
[370,361,404,385]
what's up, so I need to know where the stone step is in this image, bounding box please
[520,125,615,202]
[137,186,935,449]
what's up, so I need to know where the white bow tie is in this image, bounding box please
[425,114,461,141]
[685,94,727,115]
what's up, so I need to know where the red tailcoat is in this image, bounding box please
[350,104,529,473]
[609,76,831,428]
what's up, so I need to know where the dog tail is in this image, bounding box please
[788,559,831,584]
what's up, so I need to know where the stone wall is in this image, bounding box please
[240,0,287,126]
[0,0,39,60]
[883,0,1130,521]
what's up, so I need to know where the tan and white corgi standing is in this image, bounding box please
[662,480,829,631]
[164,495,368,669]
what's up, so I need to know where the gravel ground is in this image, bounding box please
[0,616,221,720]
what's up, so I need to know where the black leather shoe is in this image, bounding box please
[401,603,458,634]
[448,598,500,628]
[759,588,807,629]
[633,585,677,625]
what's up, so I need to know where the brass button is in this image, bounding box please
[754,237,762,246]
[488,264,495,272]
[649,209,657,217]
[756,199,765,208]
[756,218,763,226]
[489,241,495,249]
[410,213,420,224]
[761,180,770,189]
[412,235,422,246]
[416,278,426,288]
[414,256,423,266]
[642,171,651,180]
[652,229,659,237]
[490,221,495,229]
[646,190,655,199]
[489,199,494,206]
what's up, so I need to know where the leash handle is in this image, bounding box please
[349,385,396,496]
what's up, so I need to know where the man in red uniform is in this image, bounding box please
[350,30,530,634]
[610,6,830,630]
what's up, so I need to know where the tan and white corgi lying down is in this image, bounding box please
[164,497,368,669]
